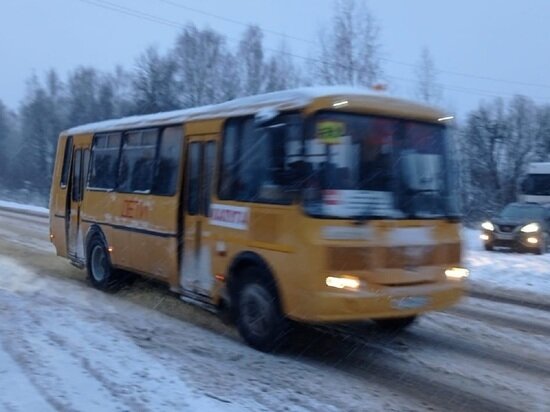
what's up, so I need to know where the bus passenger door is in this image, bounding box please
[67,144,90,261]
[181,138,217,296]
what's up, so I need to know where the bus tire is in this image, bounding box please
[236,267,288,352]
[374,315,417,331]
[86,236,120,292]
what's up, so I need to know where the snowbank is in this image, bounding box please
[0,199,48,217]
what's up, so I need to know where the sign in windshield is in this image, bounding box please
[303,112,456,219]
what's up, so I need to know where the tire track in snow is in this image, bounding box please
[290,326,526,412]
[468,290,550,312]
[446,305,550,337]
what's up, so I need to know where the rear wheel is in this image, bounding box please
[236,268,288,352]
[87,236,120,291]
[374,316,417,332]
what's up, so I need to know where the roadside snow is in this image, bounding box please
[0,199,48,216]
[462,228,550,302]
[0,257,248,412]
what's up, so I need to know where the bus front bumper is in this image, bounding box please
[287,281,466,323]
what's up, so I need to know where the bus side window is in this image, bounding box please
[153,126,183,196]
[117,129,158,193]
[89,133,121,190]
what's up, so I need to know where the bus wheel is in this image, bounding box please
[87,236,119,291]
[374,316,417,332]
[236,270,287,352]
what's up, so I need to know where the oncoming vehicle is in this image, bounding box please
[480,202,550,254]
[520,162,550,204]
[49,87,469,351]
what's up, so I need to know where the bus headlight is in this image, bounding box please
[445,267,469,280]
[520,222,539,233]
[481,221,494,231]
[326,275,360,290]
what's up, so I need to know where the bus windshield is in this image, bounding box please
[302,112,458,219]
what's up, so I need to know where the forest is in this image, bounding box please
[1,0,549,222]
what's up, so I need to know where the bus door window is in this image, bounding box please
[181,139,217,295]
[203,141,216,214]
[186,142,201,216]
[71,149,82,202]
[68,148,83,258]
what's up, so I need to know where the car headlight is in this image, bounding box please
[481,221,494,231]
[520,222,539,233]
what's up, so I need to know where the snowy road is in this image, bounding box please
[0,208,549,411]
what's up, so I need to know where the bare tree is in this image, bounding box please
[174,24,229,107]
[460,96,544,221]
[415,47,442,104]
[315,0,383,87]
[132,46,180,114]
[264,41,302,93]
[238,25,265,96]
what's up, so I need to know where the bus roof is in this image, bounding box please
[64,86,448,135]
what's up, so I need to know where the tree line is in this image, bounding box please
[0,0,548,222]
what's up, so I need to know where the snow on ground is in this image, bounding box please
[0,257,249,412]
[462,227,550,303]
[0,199,48,217]
[1,201,550,410]
[0,254,424,412]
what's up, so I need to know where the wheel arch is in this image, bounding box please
[226,251,284,314]
[85,224,108,254]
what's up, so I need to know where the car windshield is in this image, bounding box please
[302,112,459,219]
[499,204,546,220]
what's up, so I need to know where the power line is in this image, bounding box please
[156,0,310,45]
[75,0,550,102]
[157,0,550,91]
[382,57,550,90]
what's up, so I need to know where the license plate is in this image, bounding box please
[495,233,514,240]
[391,296,430,310]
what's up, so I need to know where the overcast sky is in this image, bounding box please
[2,0,550,118]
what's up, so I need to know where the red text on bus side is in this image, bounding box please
[121,199,149,219]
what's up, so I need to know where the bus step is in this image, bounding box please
[179,291,217,314]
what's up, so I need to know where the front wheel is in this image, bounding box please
[374,316,417,332]
[484,242,494,251]
[236,276,287,352]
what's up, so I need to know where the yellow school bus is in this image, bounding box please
[49,87,468,351]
